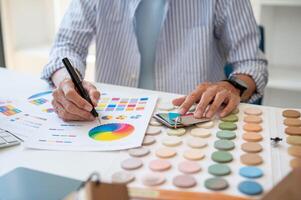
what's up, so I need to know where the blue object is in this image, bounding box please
[135,0,167,90]
[238,180,263,195]
[0,167,81,200]
[239,166,263,179]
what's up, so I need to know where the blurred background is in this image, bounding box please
[0,0,300,108]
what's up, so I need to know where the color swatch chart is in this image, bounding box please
[96,97,149,112]
[0,105,21,116]
[104,102,281,199]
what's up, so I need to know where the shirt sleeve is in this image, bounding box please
[41,0,96,85]
[214,0,268,103]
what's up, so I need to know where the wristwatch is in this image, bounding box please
[223,77,248,97]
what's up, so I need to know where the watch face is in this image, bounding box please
[231,77,248,90]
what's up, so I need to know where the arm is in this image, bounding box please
[42,0,97,85]
[214,0,268,103]
[42,0,100,121]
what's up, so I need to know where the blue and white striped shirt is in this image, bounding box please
[42,0,268,103]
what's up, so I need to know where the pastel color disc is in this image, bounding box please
[218,122,237,131]
[208,164,231,176]
[128,148,150,157]
[172,175,197,188]
[111,171,135,184]
[284,118,301,127]
[190,128,211,138]
[290,158,301,169]
[89,123,134,141]
[242,132,263,142]
[238,181,263,195]
[239,166,263,179]
[240,154,263,166]
[178,161,201,174]
[187,137,207,149]
[220,114,238,122]
[183,149,205,161]
[204,177,229,191]
[244,108,262,116]
[162,136,182,147]
[149,159,171,171]
[288,146,301,158]
[216,131,236,140]
[286,136,301,146]
[244,115,263,124]
[282,110,301,118]
[196,121,215,129]
[285,127,301,136]
[142,173,165,186]
[243,124,262,132]
[241,142,262,153]
[214,140,235,151]
[211,151,233,163]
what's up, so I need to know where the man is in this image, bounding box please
[42,0,268,121]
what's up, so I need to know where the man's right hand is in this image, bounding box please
[51,68,100,121]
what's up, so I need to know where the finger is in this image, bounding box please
[220,95,240,117]
[53,100,92,121]
[194,87,217,118]
[55,89,95,120]
[172,96,186,106]
[60,79,93,111]
[83,81,101,106]
[178,84,207,114]
[206,90,228,118]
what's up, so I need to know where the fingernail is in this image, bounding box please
[85,105,92,111]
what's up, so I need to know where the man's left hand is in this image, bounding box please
[172,81,241,118]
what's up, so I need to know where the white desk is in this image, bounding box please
[0,68,180,181]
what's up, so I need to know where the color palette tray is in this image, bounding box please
[105,103,277,199]
[96,97,149,112]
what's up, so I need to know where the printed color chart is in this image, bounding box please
[96,97,149,112]
[0,105,21,116]
[29,98,48,105]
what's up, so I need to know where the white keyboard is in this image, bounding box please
[0,129,21,149]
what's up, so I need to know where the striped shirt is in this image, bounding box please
[42,0,268,103]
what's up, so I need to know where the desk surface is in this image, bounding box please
[0,68,181,180]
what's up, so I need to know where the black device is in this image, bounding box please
[62,58,100,122]
[223,77,248,96]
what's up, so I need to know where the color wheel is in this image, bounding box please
[89,123,134,141]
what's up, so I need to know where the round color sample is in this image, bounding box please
[244,115,263,124]
[214,140,235,151]
[158,102,175,111]
[162,136,182,147]
[288,146,301,158]
[204,177,229,191]
[244,107,262,116]
[241,142,262,153]
[239,166,263,179]
[121,158,143,170]
[242,132,263,142]
[149,118,162,126]
[172,175,197,188]
[142,136,156,146]
[216,131,236,140]
[111,171,135,184]
[146,126,161,135]
[187,137,207,149]
[167,128,186,136]
[156,148,177,158]
[218,122,237,131]
[284,118,301,127]
[142,173,165,186]
[220,114,239,123]
[190,128,211,138]
[243,124,262,132]
[282,109,301,118]
[149,159,171,171]
[183,149,205,161]
[240,153,263,166]
[128,147,150,157]
[290,158,301,169]
[238,181,263,195]
[178,161,202,174]
[285,127,301,136]
[89,123,134,141]
[208,164,231,176]
[196,121,215,129]
[286,136,301,146]
[211,151,233,163]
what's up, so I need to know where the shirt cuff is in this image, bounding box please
[229,60,268,104]
[41,56,86,86]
